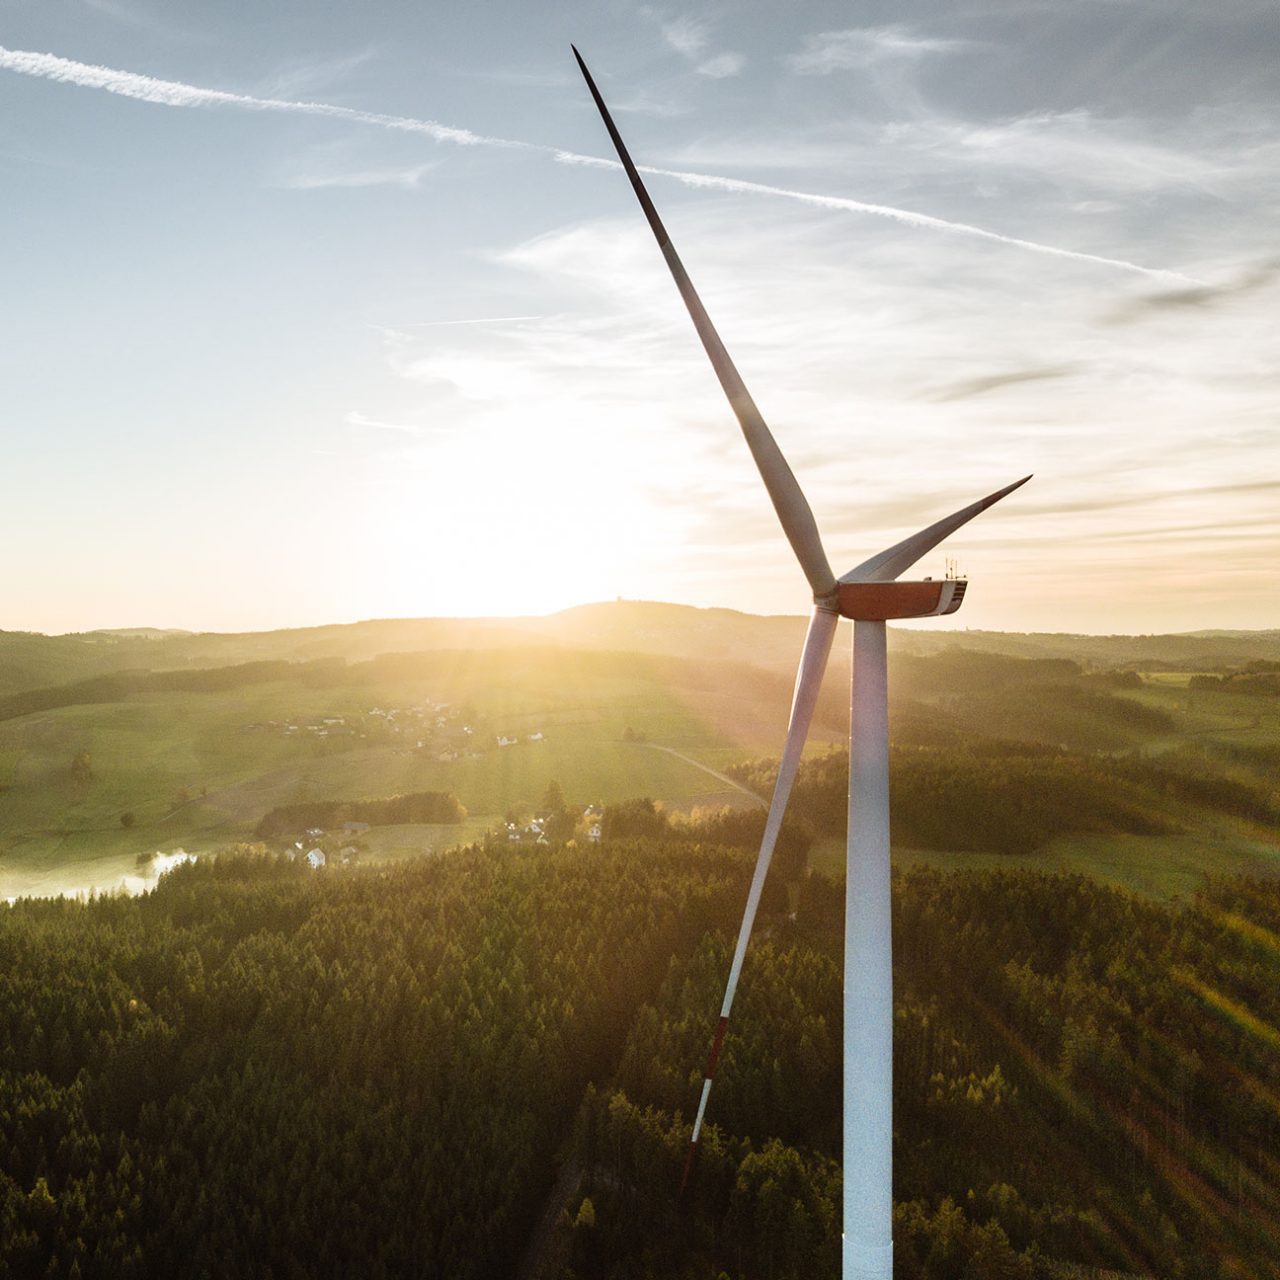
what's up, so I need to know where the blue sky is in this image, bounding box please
[2,0,1277,634]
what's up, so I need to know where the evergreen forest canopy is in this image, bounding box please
[253,790,466,838]
[1,842,1278,1279]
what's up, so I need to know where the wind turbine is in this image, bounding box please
[573,48,1029,1280]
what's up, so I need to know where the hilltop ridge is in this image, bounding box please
[3,601,1276,700]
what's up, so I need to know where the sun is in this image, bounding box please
[365,413,677,618]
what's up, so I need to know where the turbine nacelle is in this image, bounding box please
[834,578,966,620]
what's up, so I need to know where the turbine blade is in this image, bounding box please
[841,475,1032,584]
[679,605,838,1195]
[572,47,837,600]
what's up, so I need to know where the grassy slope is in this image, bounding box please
[1,605,1276,900]
[0,646,808,898]
[807,673,1280,897]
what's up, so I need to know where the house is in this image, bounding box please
[306,849,326,869]
[497,735,517,747]
[527,732,544,742]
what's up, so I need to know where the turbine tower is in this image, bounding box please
[573,48,1029,1280]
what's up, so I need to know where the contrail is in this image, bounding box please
[627,162,1198,284]
[0,45,515,147]
[0,43,1197,284]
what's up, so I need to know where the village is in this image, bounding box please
[281,792,606,870]
[242,699,550,764]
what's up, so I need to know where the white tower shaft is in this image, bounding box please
[844,620,894,1280]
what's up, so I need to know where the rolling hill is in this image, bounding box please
[0,603,1276,900]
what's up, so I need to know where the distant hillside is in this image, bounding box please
[0,618,537,698]
[2,602,1276,699]
[93,627,194,640]
[895,626,1280,669]
[2,608,1277,901]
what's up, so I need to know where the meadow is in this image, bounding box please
[0,603,1276,900]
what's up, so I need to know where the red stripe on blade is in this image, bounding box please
[704,1015,730,1078]
[678,1140,699,1198]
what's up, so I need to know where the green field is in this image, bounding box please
[792,653,1280,898]
[1,605,1276,901]
[0,644,807,898]
[806,832,1280,900]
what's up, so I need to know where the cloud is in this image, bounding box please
[1104,260,1279,323]
[280,162,436,190]
[82,0,205,40]
[879,110,1253,197]
[84,0,155,29]
[1,43,1195,282]
[358,208,1276,627]
[696,53,746,80]
[255,49,378,100]
[344,411,424,434]
[607,90,691,119]
[410,315,545,327]
[1016,478,1280,520]
[789,26,970,75]
[659,15,709,59]
[648,11,746,78]
[925,365,1078,402]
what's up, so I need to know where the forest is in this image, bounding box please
[1,839,1277,1279]
[727,741,1280,857]
[254,790,467,838]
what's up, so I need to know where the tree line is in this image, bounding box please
[725,742,1278,856]
[254,790,467,837]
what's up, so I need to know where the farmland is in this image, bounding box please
[0,603,1276,900]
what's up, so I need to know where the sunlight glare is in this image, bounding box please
[367,407,677,616]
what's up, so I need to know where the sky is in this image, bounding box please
[1,0,1277,636]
